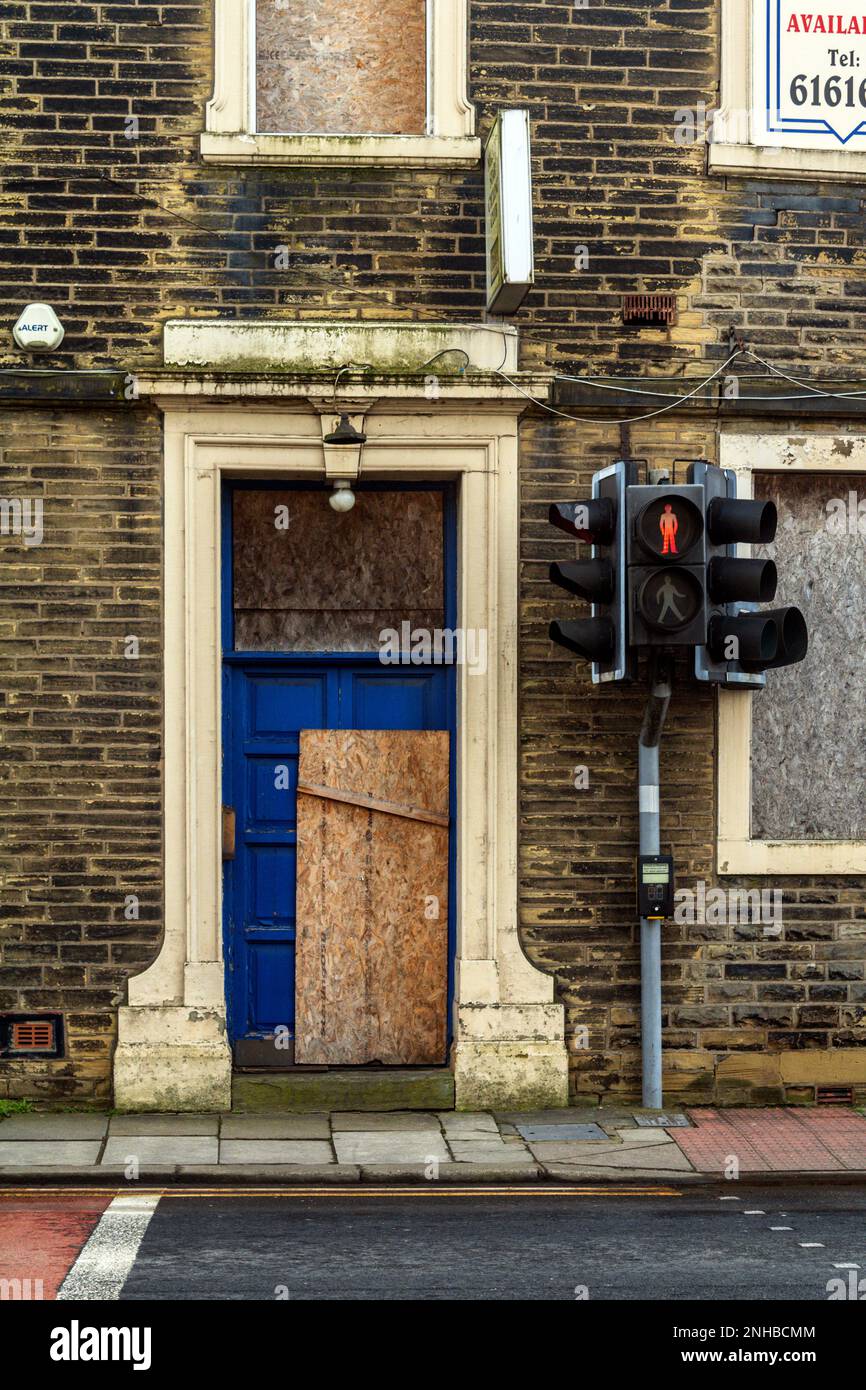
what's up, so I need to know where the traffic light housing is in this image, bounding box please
[548,458,808,686]
[692,461,808,684]
[548,460,635,682]
[626,484,708,647]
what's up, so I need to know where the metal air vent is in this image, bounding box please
[622,293,677,327]
[0,1013,64,1058]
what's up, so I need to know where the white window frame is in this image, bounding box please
[202,0,479,167]
[717,430,866,876]
[710,0,866,181]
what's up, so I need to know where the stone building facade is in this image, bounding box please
[0,0,864,1110]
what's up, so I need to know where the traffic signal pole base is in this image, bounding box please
[640,917,662,1110]
[638,652,672,1110]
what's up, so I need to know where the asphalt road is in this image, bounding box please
[106,1184,866,1301]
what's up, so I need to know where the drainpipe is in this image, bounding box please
[638,651,672,1110]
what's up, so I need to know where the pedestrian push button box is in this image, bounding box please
[637,854,674,920]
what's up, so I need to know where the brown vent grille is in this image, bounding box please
[11,1020,55,1051]
[622,293,677,327]
[0,1013,64,1058]
[816,1085,854,1105]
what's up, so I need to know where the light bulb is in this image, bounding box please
[329,480,356,513]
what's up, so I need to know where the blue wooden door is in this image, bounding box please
[221,485,456,1061]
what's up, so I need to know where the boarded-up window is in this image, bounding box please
[255,0,427,135]
[232,488,444,651]
[750,471,866,840]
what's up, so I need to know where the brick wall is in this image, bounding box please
[0,2,864,376]
[0,407,162,1103]
[1,2,865,1102]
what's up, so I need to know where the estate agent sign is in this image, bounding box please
[754,1,866,148]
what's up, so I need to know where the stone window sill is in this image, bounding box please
[200,132,481,169]
[709,140,866,183]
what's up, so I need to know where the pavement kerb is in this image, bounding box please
[357,1163,542,1183]
[3,1163,866,1187]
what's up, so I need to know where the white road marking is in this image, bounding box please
[770,1226,793,1231]
[833,1262,860,1270]
[744,1209,765,1215]
[719,1195,740,1201]
[57,1195,160,1300]
[800,1243,824,1248]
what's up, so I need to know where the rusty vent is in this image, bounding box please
[0,1013,64,1058]
[816,1085,854,1105]
[622,293,677,327]
[12,1021,54,1051]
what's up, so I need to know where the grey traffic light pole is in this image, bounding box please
[638,651,672,1110]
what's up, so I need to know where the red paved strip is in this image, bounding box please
[673,1107,866,1173]
[672,1109,769,1173]
[721,1107,844,1172]
[0,1193,112,1300]
[790,1107,866,1170]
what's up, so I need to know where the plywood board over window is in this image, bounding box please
[751,472,866,841]
[256,0,427,135]
[718,432,866,875]
[295,729,449,1064]
[232,488,444,651]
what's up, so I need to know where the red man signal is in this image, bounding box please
[659,503,678,555]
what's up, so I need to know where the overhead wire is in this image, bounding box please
[493,351,745,425]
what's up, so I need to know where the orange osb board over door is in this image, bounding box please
[294,729,449,1065]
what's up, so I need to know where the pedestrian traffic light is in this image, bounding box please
[691,461,808,683]
[626,483,708,646]
[548,460,635,682]
[548,459,808,685]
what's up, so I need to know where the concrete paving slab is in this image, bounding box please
[560,1145,696,1171]
[448,1141,535,1164]
[333,1131,449,1164]
[495,1109,578,1131]
[101,1137,218,1166]
[108,1114,219,1136]
[219,1114,330,1140]
[615,1127,674,1144]
[219,1140,334,1165]
[0,1115,107,1140]
[437,1112,500,1137]
[527,1138,682,1163]
[0,1141,101,1166]
[331,1111,440,1132]
[526,1140,627,1160]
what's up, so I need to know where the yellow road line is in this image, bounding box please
[0,1185,681,1199]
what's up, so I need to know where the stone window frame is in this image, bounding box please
[201,0,479,167]
[709,0,866,182]
[717,430,866,876]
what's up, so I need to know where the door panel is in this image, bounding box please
[224,667,327,1047]
[348,671,445,728]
